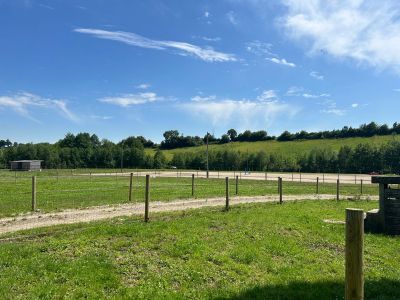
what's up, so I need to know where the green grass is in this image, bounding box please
[0,200,398,299]
[156,135,398,160]
[0,171,378,217]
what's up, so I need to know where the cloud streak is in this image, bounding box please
[75,28,236,62]
[181,90,299,129]
[267,57,296,67]
[0,92,77,122]
[280,0,400,72]
[99,92,162,107]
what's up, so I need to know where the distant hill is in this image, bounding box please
[151,135,399,160]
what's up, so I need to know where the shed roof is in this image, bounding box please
[11,160,42,163]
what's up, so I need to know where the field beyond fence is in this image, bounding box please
[0,169,379,218]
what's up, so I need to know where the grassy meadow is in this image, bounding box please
[0,169,378,217]
[153,135,398,160]
[0,200,398,299]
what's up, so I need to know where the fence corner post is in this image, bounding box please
[129,172,133,201]
[225,177,229,211]
[32,176,37,211]
[345,208,364,300]
[144,174,150,222]
[192,173,195,197]
[235,175,239,195]
[337,179,340,201]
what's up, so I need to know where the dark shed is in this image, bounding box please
[10,160,42,171]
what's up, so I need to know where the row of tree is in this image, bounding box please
[0,133,165,169]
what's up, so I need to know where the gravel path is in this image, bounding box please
[0,194,377,235]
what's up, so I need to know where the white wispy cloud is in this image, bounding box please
[286,86,304,96]
[191,95,217,102]
[181,90,299,128]
[90,115,113,120]
[135,83,150,89]
[74,28,236,62]
[302,93,330,99]
[393,88,400,92]
[201,36,221,42]
[257,89,278,101]
[310,71,324,80]
[246,41,275,56]
[351,103,359,108]
[99,92,162,107]
[280,0,400,72]
[267,57,296,67]
[319,99,346,116]
[226,11,238,25]
[0,92,77,122]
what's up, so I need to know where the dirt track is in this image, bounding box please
[0,194,377,235]
[87,170,374,184]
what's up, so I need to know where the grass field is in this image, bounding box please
[0,200,398,299]
[153,135,398,160]
[0,170,378,217]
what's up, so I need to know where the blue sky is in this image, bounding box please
[1,0,400,143]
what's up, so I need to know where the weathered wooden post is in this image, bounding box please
[32,176,37,211]
[337,179,340,201]
[235,175,239,195]
[129,172,133,201]
[292,172,294,181]
[360,179,363,195]
[145,174,150,222]
[323,173,325,183]
[316,177,319,194]
[300,172,302,183]
[345,208,364,300]
[191,174,195,197]
[279,177,283,204]
[354,175,357,184]
[225,177,229,211]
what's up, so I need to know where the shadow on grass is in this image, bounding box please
[216,279,400,300]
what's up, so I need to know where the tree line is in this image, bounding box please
[0,133,165,169]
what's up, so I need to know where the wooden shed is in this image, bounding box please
[10,160,42,171]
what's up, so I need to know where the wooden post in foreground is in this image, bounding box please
[129,172,133,201]
[144,175,150,222]
[337,179,340,201]
[316,177,319,194]
[279,177,283,204]
[345,208,364,300]
[191,174,195,196]
[225,177,229,211]
[235,175,239,195]
[360,180,363,195]
[32,176,37,211]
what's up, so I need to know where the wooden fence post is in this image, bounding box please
[316,177,319,194]
[300,172,302,183]
[144,175,150,222]
[345,208,364,300]
[235,175,239,195]
[192,174,195,196]
[337,179,340,201]
[360,179,363,195]
[279,177,283,204]
[129,172,133,201]
[32,176,36,211]
[225,177,229,211]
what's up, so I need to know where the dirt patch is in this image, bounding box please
[0,194,377,235]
